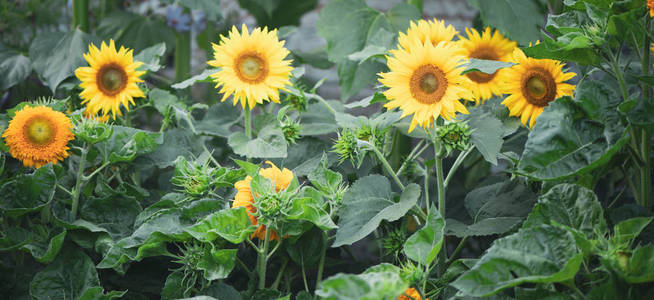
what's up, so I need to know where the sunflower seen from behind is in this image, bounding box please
[2,105,74,168]
[379,38,472,132]
[500,48,576,128]
[208,24,293,110]
[75,40,145,119]
[397,19,457,51]
[233,161,294,240]
[458,27,517,102]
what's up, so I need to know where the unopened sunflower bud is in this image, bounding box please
[437,121,472,156]
[74,117,113,144]
[257,193,283,220]
[400,261,423,285]
[281,117,302,144]
[332,129,358,164]
[171,157,213,197]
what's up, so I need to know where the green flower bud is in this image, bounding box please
[400,261,423,285]
[436,120,472,156]
[381,228,405,257]
[256,193,284,221]
[171,157,213,197]
[74,117,113,144]
[281,117,302,144]
[332,129,358,164]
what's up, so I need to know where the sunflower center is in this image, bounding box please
[466,48,499,83]
[96,64,128,96]
[410,65,448,105]
[521,67,557,107]
[235,52,268,83]
[24,118,55,145]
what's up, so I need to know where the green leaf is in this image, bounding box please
[613,217,653,246]
[622,244,654,283]
[461,58,515,75]
[79,193,142,240]
[308,153,343,194]
[0,165,56,217]
[195,101,242,138]
[404,206,445,265]
[237,0,318,28]
[185,207,257,244]
[29,29,100,93]
[20,227,66,263]
[0,43,32,90]
[317,1,420,99]
[451,225,583,297]
[97,11,175,52]
[200,282,242,300]
[162,270,188,300]
[523,183,607,239]
[316,263,408,300]
[474,0,545,45]
[517,96,628,181]
[286,196,337,231]
[171,69,217,89]
[515,287,572,300]
[228,123,287,159]
[29,247,124,300]
[344,92,388,109]
[333,177,420,247]
[139,127,204,168]
[199,248,237,281]
[299,102,341,136]
[446,180,536,238]
[134,42,166,72]
[287,227,325,268]
[179,0,222,21]
[95,125,162,164]
[462,110,505,165]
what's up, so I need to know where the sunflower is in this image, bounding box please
[397,19,457,51]
[75,40,145,119]
[500,48,576,128]
[458,27,517,102]
[83,108,110,123]
[379,38,472,132]
[649,0,654,17]
[398,288,426,300]
[2,105,74,168]
[208,24,293,110]
[233,161,294,240]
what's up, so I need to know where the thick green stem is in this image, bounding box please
[71,145,88,218]
[72,0,89,32]
[443,146,475,187]
[271,258,288,290]
[257,227,271,290]
[434,141,447,271]
[244,108,252,139]
[314,232,328,294]
[640,129,651,208]
[367,141,405,190]
[424,166,430,212]
[174,31,191,83]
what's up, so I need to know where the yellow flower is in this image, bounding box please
[649,0,654,17]
[397,19,457,51]
[500,48,576,128]
[232,161,294,240]
[2,105,74,168]
[379,38,471,132]
[458,27,517,102]
[398,288,426,300]
[83,108,110,123]
[75,40,145,119]
[208,24,293,110]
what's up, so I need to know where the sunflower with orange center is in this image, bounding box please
[398,288,426,300]
[379,38,472,132]
[2,105,74,168]
[75,40,145,119]
[500,48,576,128]
[208,24,293,110]
[397,19,458,51]
[233,161,294,240]
[458,27,517,102]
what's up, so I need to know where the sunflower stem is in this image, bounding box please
[174,30,191,83]
[365,141,405,190]
[72,0,89,32]
[257,227,271,290]
[314,231,328,294]
[244,108,252,139]
[71,144,89,218]
[443,145,475,188]
[433,138,447,273]
[640,17,652,208]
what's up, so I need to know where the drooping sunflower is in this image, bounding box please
[458,27,517,102]
[398,288,426,300]
[208,24,293,110]
[2,105,74,168]
[75,40,145,119]
[397,19,458,51]
[233,161,294,240]
[500,48,576,128]
[379,38,472,132]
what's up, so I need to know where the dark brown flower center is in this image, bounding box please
[521,67,557,107]
[96,64,127,96]
[409,65,448,104]
[235,52,268,83]
[24,117,55,145]
[466,48,499,83]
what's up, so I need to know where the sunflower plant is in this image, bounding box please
[1,0,654,299]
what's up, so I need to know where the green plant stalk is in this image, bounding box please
[271,258,288,290]
[443,146,475,187]
[640,17,652,208]
[244,108,252,139]
[174,31,191,83]
[70,145,88,218]
[368,141,405,190]
[433,140,447,272]
[257,227,271,289]
[72,0,89,32]
[314,231,327,293]
[424,166,430,212]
